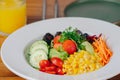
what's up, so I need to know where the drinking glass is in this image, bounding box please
[0,0,26,46]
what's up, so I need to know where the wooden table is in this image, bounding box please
[0,0,120,80]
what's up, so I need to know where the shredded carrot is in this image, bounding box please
[92,36,112,65]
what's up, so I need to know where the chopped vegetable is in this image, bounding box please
[29,49,48,69]
[56,68,64,75]
[44,65,56,71]
[62,40,77,54]
[53,43,62,50]
[55,31,62,36]
[39,57,64,75]
[81,41,94,54]
[29,40,48,55]
[43,33,54,45]
[49,49,68,60]
[59,27,86,50]
[92,36,112,65]
[51,57,63,68]
[39,60,50,68]
[53,35,61,44]
[63,50,103,75]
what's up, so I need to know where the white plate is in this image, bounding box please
[1,17,120,80]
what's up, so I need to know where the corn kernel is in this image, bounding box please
[63,50,103,75]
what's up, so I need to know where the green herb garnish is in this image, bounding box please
[59,27,86,50]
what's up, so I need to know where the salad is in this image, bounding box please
[25,27,112,75]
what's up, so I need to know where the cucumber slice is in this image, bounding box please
[31,40,47,46]
[49,49,68,60]
[30,40,48,55]
[29,49,48,69]
[81,41,94,54]
[24,46,31,62]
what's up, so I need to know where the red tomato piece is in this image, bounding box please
[53,35,61,44]
[62,40,77,54]
[45,65,56,71]
[53,43,62,50]
[45,71,56,74]
[39,60,50,68]
[56,68,64,75]
[40,68,46,72]
[51,57,63,68]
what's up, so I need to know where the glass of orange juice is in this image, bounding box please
[0,0,26,46]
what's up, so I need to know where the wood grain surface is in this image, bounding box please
[0,0,120,80]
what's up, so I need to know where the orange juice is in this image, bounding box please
[0,0,26,34]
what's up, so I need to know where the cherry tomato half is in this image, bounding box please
[63,40,77,54]
[51,57,63,68]
[53,43,62,50]
[39,60,50,68]
[45,65,56,71]
[56,68,64,75]
[53,35,61,44]
[45,71,56,74]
